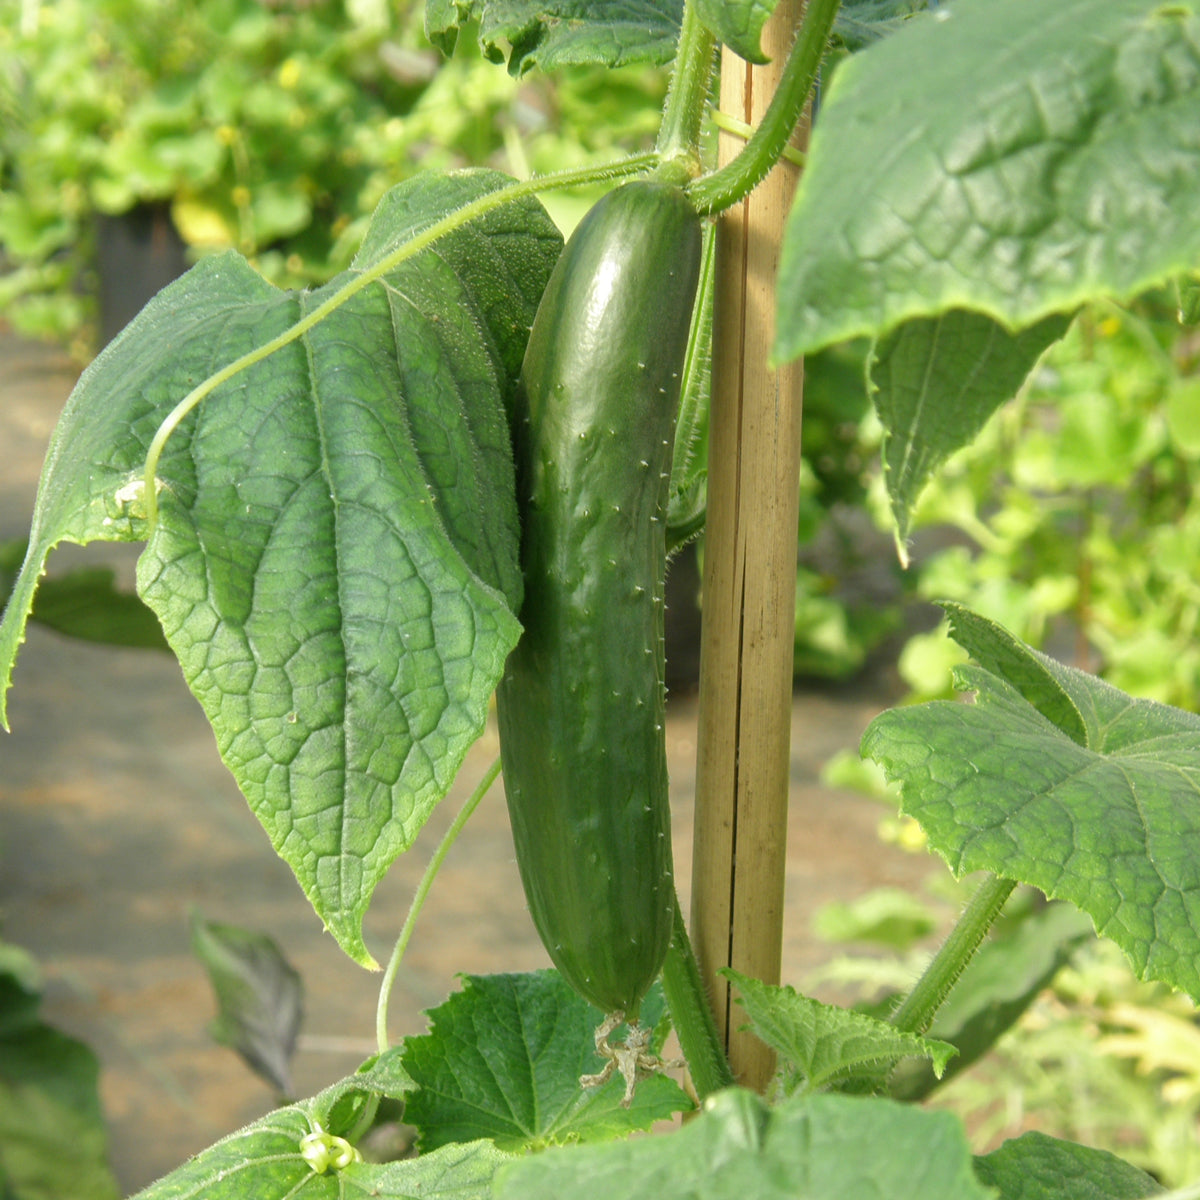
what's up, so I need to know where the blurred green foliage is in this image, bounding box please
[897,293,1200,710]
[0,0,666,349]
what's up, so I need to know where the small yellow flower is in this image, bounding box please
[278,57,302,90]
[216,125,238,146]
[231,185,251,209]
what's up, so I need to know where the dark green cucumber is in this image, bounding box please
[496,180,702,1019]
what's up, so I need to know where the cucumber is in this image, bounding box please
[496,179,703,1019]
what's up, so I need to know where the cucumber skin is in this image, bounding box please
[496,181,703,1018]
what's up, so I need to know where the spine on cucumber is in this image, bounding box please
[496,180,703,1019]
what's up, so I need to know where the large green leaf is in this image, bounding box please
[425,0,683,73]
[401,973,690,1151]
[775,0,1200,362]
[0,170,563,966]
[862,603,1200,1000]
[494,1088,993,1200]
[868,310,1071,558]
[974,1132,1163,1200]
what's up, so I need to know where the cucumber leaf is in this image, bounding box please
[974,1132,1164,1200]
[401,972,691,1151]
[494,1088,994,1200]
[693,0,775,63]
[190,913,303,1098]
[862,602,1200,1001]
[127,1060,511,1200]
[868,310,1071,560]
[0,170,563,967]
[775,0,1200,362]
[723,968,956,1094]
[832,0,931,52]
[425,0,683,74]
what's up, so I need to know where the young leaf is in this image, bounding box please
[425,0,683,74]
[190,913,303,1098]
[494,1088,994,1200]
[0,170,563,967]
[868,310,1070,558]
[400,972,691,1150]
[723,968,956,1095]
[974,1131,1164,1200]
[862,603,1200,1000]
[128,1065,504,1200]
[775,0,1200,361]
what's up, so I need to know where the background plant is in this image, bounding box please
[0,0,667,349]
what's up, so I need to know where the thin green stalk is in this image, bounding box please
[655,1,718,178]
[661,893,736,1098]
[687,0,840,215]
[375,756,503,1052]
[889,874,1017,1036]
[139,152,659,530]
[670,220,716,495]
[710,110,806,168]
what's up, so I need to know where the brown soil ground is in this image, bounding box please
[0,328,942,1193]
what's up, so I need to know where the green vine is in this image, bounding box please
[687,0,840,215]
[376,757,504,1053]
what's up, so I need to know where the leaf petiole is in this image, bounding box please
[889,873,1017,1037]
[376,756,503,1054]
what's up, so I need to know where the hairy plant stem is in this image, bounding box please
[687,0,840,215]
[661,893,736,1099]
[139,152,659,529]
[889,874,1018,1036]
[375,757,503,1053]
[655,0,717,180]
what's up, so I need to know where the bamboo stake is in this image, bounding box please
[690,0,808,1092]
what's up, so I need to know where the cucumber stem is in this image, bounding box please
[889,874,1018,1036]
[661,893,736,1098]
[655,1,717,179]
[687,0,840,215]
[375,757,503,1052]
